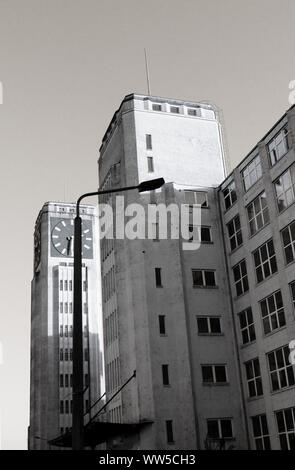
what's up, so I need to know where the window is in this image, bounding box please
[69,302,73,314]
[275,407,295,450]
[267,345,295,392]
[268,127,289,166]
[282,221,295,264]
[260,291,286,335]
[64,303,68,314]
[60,280,63,290]
[232,260,249,296]
[69,280,73,291]
[187,108,197,116]
[59,325,63,337]
[252,414,271,450]
[242,155,262,191]
[65,325,68,337]
[152,103,162,111]
[146,134,152,150]
[290,281,295,309]
[64,280,68,290]
[84,302,88,314]
[238,308,256,344]
[70,348,73,360]
[201,365,227,384]
[159,315,166,335]
[188,226,212,243]
[155,268,162,287]
[227,215,242,251]
[83,280,87,291]
[223,181,237,210]
[166,420,174,443]
[70,325,73,337]
[147,156,154,172]
[274,163,295,212]
[65,400,69,414]
[59,302,63,314]
[59,349,63,361]
[247,192,269,236]
[85,374,89,387]
[253,239,277,283]
[162,364,170,386]
[245,358,263,397]
[60,374,64,387]
[207,419,233,439]
[184,191,208,207]
[65,375,69,387]
[192,269,216,288]
[197,317,221,335]
[64,349,68,361]
[60,401,64,414]
[170,106,179,114]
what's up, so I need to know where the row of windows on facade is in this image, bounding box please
[59,373,89,389]
[105,357,120,392]
[238,283,295,346]
[154,267,217,288]
[223,127,291,203]
[59,348,89,362]
[59,279,87,292]
[232,233,295,298]
[148,103,203,116]
[59,325,88,338]
[104,309,118,346]
[59,398,89,415]
[103,266,116,302]
[59,302,88,314]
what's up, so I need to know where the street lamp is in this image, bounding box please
[72,177,165,450]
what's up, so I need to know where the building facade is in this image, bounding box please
[28,202,103,450]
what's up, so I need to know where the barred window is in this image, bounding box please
[242,155,262,191]
[223,181,237,210]
[207,419,233,439]
[201,365,227,384]
[275,407,295,450]
[245,358,263,397]
[233,260,249,296]
[268,127,289,166]
[260,290,286,335]
[227,215,242,251]
[274,163,295,212]
[251,414,271,450]
[253,239,277,283]
[247,191,269,236]
[281,221,295,264]
[238,307,256,345]
[267,345,295,392]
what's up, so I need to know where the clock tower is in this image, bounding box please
[29,202,103,450]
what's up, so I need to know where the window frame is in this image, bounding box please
[267,345,295,392]
[268,127,289,167]
[206,418,234,440]
[238,307,256,345]
[232,259,249,297]
[259,290,286,335]
[253,239,277,284]
[241,155,262,192]
[275,407,295,450]
[246,191,270,236]
[281,220,295,265]
[245,358,263,398]
[192,269,217,288]
[274,163,295,213]
[227,215,243,251]
[196,316,222,335]
[251,414,271,450]
[201,364,228,384]
[222,181,237,210]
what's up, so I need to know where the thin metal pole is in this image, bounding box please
[144,48,151,96]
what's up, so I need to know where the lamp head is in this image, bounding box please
[138,177,165,193]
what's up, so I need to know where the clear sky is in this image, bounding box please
[0,0,294,449]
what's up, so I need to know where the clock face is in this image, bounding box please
[50,218,93,259]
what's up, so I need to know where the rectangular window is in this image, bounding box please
[69,280,73,291]
[65,375,69,387]
[247,191,269,236]
[59,325,63,337]
[83,280,87,291]
[242,155,262,191]
[147,156,154,172]
[166,420,174,443]
[162,364,170,386]
[260,290,286,335]
[187,108,197,116]
[146,134,152,150]
[232,260,249,296]
[238,308,256,344]
[245,358,263,397]
[60,280,63,290]
[267,345,295,392]
[192,269,216,288]
[84,302,88,314]
[69,302,73,314]
[59,302,63,314]
[275,407,295,450]
[223,181,237,210]
[159,315,166,335]
[155,268,162,287]
[60,374,64,387]
[268,127,289,166]
[70,325,73,337]
[202,365,227,384]
[85,374,89,387]
[197,317,221,334]
[253,239,277,283]
[274,163,295,212]
[188,226,212,243]
[64,280,68,290]
[170,106,179,114]
[65,400,69,414]
[70,348,73,360]
[290,281,295,310]
[64,325,68,338]
[227,215,243,251]
[64,349,68,361]
[207,419,233,439]
[84,348,89,361]
[64,303,68,314]
[59,349,63,361]
[184,191,208,207]
[282,220,295,264]
[60,401,64,414]
[252,414,271,450]
[152,103,162,111]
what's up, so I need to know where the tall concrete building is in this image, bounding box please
[98,94,248,450]
[28,202,103,450]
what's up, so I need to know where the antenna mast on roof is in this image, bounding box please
[144,48,151,96]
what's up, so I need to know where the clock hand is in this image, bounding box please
[66,236,73,256]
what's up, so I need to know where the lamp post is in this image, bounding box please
[72,177,165,450]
